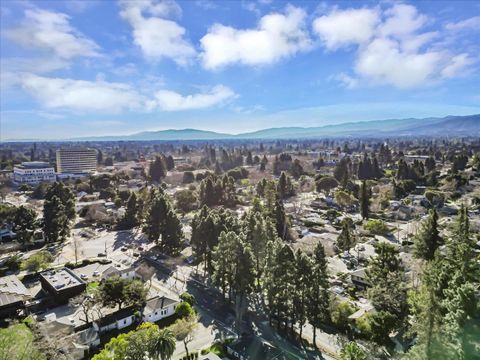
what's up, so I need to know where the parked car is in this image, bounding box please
[93,271,99,277]
[97,252,107,257]
[80,274,88,280]
[121,246,128,252]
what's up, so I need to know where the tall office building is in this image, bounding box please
[56,148,97,174]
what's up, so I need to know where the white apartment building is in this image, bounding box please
[13,161,56,184]
[56,148,97,174]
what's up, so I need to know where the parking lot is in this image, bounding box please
[57,228,153,266]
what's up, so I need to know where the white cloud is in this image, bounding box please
[441,53,474,79]
[313,8,379,49]
[194,0,217,10]
[119,0,196,65]
[4,8,99,59]
[446,16,480,32]
[378,4,428,38]
[11,73,235,113]
[20,74,144,112]
[1,57,69,74]
[355,38,443,88]
[200,5,312,69]
[152,85,236,111]
[314,4,475,89]
[110,63,138,77]
[333,73,359,89]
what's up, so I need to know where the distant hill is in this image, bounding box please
[128,128,232,141]
[234,115,480,139]
[6,114,479,142]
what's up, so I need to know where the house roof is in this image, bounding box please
[135,262,156,280]
[0,275,31,308]
[95,307,136,327]
[101,265,135,280]
[349,268,367,279]
[348,305,376,320]
[200,353,222,360]
[100,266,122,280]
[144,296,178,315]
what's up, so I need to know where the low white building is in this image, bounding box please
[142,296,179,323]
[101,266,136,281]
[93,307,136,334]
[13,161,56,184]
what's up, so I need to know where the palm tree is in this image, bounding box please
[152,328,176,360]
[340,341,367,360]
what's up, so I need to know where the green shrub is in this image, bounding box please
[175,301,195,318]
[180,292,195,305]
[21,251,54,272]
[364,219,390,235]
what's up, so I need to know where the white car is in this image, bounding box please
[80,274,88,280]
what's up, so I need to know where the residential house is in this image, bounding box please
[0,275,31,317]
[93,307,137,334]
[142,295,179,323]
[101,266,136,281]
[349,268,371,289]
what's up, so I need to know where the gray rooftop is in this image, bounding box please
[144,296,178,314]
[15,161,52,169]
[0,275,31,307]
[40,268,85,291]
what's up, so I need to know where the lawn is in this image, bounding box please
[0,323,45,360]
[87,281,100,293]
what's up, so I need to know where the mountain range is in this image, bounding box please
[7,114,480,142]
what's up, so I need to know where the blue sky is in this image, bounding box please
[1,0,479,140]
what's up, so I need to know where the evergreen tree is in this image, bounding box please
[334,157,349,182]
[118,192,139,230]
[273,200,288,240]
[308,242,330,347]
[290,159,303,179]
[413,209,442,261]
[43,195,67,242]
[14,205,37,246]
[43,182,75,242]
[294,250,313,339]
[246,151,253,166]
[143,189,182,254]
[360,180,369,220]
[366,243,407,336]
[337,220,355,254]
[149,156,167,182]
[266,244,296,331]
[277,172,290,199]
[165,155,175,171]
[212,232,255,329]
[243,208,274,289]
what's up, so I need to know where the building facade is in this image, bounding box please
[56,148,97,174]
[13,161,56,184]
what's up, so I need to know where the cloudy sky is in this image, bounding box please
[1,0,479,139]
